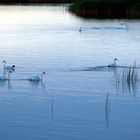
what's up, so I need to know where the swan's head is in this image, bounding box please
[114,58,118,61]
[43,72,46,74]
[12,65,15,68]
[3,60,6,63]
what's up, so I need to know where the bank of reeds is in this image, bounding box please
[70,0,140,18]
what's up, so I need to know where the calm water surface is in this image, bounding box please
[0,5,140,140]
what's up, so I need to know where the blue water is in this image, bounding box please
[0,5,140,140]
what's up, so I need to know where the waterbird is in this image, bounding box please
[29,72,46,81]
[120,23,129,30]
[0,70,12,80]
[3,61,15,70]
[79,27,82,32]
[108,58,118,67]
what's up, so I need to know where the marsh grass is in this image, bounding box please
[114,63,139,94]
[124,64,138,83]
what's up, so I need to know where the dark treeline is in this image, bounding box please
[70,0,140,18]
[0,0,76,4]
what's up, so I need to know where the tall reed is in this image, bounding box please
[117,63,138,85]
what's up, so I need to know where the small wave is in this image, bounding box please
[92,26,128,30]
[76,66,116,72]
[71,65,140,72]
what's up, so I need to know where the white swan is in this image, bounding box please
[120,23,129,30]
[108,58,118,67]
[29,72,46,81]
[3,61,15,70]
[0,70,12,80]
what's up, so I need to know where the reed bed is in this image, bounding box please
[116,63,139,88]
[113,63,139,94]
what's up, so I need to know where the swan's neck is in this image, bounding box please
[3,69,6,75]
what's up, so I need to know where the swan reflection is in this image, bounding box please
[29,80,46,89]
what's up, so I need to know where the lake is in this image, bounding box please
[0,5,140,140]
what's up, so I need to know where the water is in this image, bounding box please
[0,5,140,140]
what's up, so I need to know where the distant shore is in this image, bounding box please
[0,0,140,19]
[0,0,75,4]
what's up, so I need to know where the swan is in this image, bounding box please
[0,70,12,80]
[108,58,118,67]
[79,27,82,32]
[120,23,129,30]
[3,61,15,70]
[29,72,46,81]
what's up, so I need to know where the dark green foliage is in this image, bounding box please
[70,0,140,18]
[130,2,140,10]
[71,0,125,9]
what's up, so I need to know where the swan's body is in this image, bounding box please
[0,70,12,80]
[3,61,15,70]
[29,72,45,81]
[108,58,118,67]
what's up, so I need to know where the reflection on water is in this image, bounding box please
[7,80,12,89]
[0,80,12,89]
[0,80,6,87]
[29,80,46,88]
[105,92,111,129]
[0,5,139,140]
[51,96,54,120]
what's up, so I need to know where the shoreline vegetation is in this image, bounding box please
[69,0,140,19]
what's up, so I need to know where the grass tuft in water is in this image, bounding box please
[118,63,138,85]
